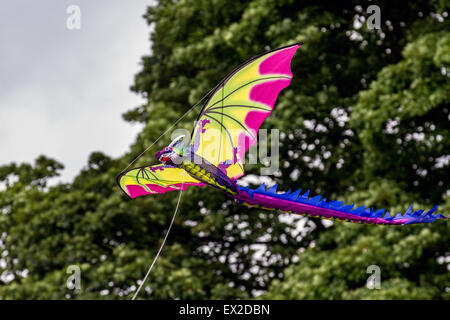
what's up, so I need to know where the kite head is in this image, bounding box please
[155,135,186,165]
[155,147,173,164]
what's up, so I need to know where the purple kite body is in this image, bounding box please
[235,184,445,225]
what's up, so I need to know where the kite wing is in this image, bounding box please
[117,164,204,199]
[191,43,302,180]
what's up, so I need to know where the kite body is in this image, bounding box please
[117,43,447,225]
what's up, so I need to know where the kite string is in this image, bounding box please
[131,176,185,300]
[127,77,221,300]
[121,85,217,173]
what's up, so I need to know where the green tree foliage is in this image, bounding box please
[0,0,448,299]
[265,4,450,299]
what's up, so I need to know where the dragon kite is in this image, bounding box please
[117,43,446,225]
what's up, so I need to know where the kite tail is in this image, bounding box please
[234,184,447,225]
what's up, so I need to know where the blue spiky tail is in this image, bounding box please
[234,184,447,225]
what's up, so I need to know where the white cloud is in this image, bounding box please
[0,0,153,182]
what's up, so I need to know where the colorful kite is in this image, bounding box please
[117,43,446,225]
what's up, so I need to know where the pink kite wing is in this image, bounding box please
[117,164,204,199]
[191,43,302,180]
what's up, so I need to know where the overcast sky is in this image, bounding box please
[0,0,153,182]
